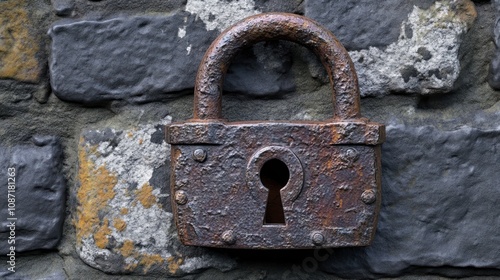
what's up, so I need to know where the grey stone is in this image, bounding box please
[49,12,217,104]
[224,41,295,96]
[305,0,436,50]
[0,136,65,254]
[49,10,295,104]
[185,0,260,31]
[306,0,477,97]
[72,0,185,18]
[321,124,500,278]
[75,118,236,275]
[489,0,500,89]
[51,0,75,17]
[0,253,66,279]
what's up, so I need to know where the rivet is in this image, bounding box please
[174,190,188,205]
[221,230,236,245]
[361,190,376,204]
[345,148,359,161]
[192,148,207,162]
[311,232,325,245]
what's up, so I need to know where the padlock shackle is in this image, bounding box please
[194,12,361,120]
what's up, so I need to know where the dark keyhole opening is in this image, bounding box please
[260,158,289,225]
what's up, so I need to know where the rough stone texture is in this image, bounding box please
[0,253,66,279]
[51,0,75,17]
[71,0,185,18]
[488,0,500,89]
[49,12,217,104]
[305,0,436,50]
[76,118,236,275]
[306,0,477,97]
[0,136,65,254]
[321,124,500,278]
[49,10,296,103]
[223,41,295,95]
[185,0,260,31]
[0,0,46,82]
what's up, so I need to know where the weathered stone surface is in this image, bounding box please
[76,118,236,275]
[489,0,500,89]
[224,41,295,95]
[51,0,75,17]
[0,136,65,254]
[0,253,66,279]
[71,0,185,18]
[306,0,477,96]
[50,10,296,103]
[185,0,260,31]
[305,0,435,50]
[49,12,217,104]
[321,124,500,278]
[0,0,46,82]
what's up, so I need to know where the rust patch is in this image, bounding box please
[135,182,157,208]
[76,145,117,245]
[113,217,127,232]
[120,207,129,215]
[0,0,42,82]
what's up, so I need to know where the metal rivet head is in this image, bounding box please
[221,230,236,245]
[192,148,207,162]
[361,190,376,204]
[345,148,359,161]
[311,232,325,245]
[174,190,188,205]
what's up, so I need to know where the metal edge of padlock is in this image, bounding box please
[166,12,385,249]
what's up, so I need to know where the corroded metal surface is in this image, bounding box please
[166,13,385,249]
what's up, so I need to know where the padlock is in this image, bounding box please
[166,13,385,249]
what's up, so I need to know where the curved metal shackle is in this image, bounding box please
[194,12,361,120]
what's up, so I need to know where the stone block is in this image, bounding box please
[76,118,235,275]
[321,124,500,277]
[306,0,477,97]
[0,0,46,82]
[489,0,500,89]
[49,10,295,104]
[71,0,185,18]
[0,136,65,254]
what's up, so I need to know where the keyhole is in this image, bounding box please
[260,158,289,225]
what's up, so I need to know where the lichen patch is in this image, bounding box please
[0,0,42,82]
[135,182,157,208]
[76,146,117,245]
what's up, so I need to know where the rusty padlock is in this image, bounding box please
[166,13,385,249]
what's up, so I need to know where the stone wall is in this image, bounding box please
[1,0,500,279]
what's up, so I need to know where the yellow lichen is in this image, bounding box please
[0,0,41,82]
[76,143,117,245]
[120,208,129,215]
[167,256,183,274]
[94,218,111,249]
[125,262,139,271]
[135,182,157,208]
[140,254,165,273]
[113,217,127,232]
[120,239,135,257]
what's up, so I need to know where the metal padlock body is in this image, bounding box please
[166,13,385,249]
